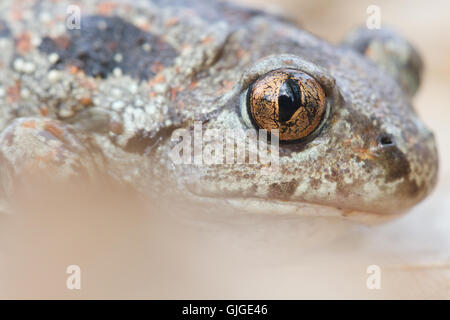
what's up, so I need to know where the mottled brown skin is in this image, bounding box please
[0,0,439,223]
[248,68,326,142]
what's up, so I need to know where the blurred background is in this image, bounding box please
[1,0,449,299]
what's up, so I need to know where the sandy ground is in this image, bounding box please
[0,0,449,299]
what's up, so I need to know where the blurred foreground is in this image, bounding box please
[0,174,448,299]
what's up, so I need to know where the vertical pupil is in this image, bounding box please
[278,79,301,123]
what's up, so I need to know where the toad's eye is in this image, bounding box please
[241,68,328,143]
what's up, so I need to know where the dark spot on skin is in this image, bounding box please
[242,173,256,179]
[309,178,321,190]
[124,130,159,154]
[397,178,420,198]
[379,145,411,183]
[39,16,177,80]
[335,180,350,197]
[122,124,180,154]
[331,168,339,177]
[268,180,298,199]
[0,20,11,38]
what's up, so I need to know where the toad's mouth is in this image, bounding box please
[184,193,403,225]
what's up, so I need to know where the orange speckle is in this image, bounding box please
[6,81,21,104]
[370,139,379,148]
[40,106,49,116]
[150,62,164,74]
[178,101,185,108]
[16,32,32,55]
[44,123,63,139]
[352,146,376,160]
[165,17,179,27]
[79,96,93,107]
[237,48,248,58]
[171,87,179,100]
[364,47,374,59]
[149,73,165,86]
[31,151,57,168]
[201,36,214,45]
[138,23,151,32]
[25,151,57,173]
[137,21,151,32]
[96,2,118,15]
[67,65,80,74]
[181,43,192,50]
[189,80,198,89]
[10,7,23,21]
[22,120,36,129]
[79,77,98,90]
[220,80,234,93]
[53,35,71,49]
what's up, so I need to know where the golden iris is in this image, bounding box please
[247,68,326,142]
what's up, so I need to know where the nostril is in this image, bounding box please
[377,133,395,147]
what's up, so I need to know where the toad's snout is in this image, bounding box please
[373,121,438,215]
